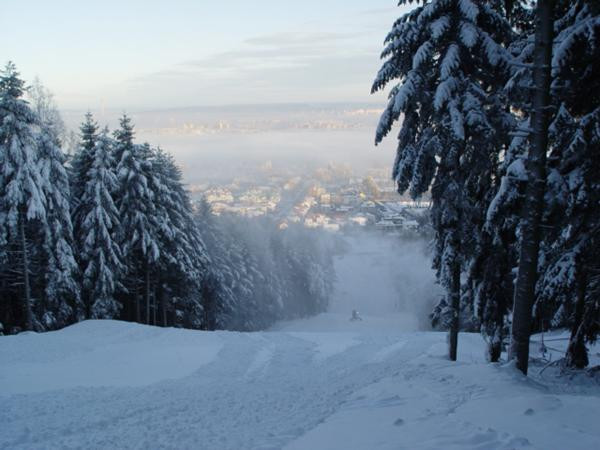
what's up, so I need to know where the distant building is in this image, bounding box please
[349,215,368,226]
[204,188,234,204]
[319,193,331,205]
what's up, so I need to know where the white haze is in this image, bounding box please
[139,130,396,183]
[62,103,399,183]
[330,232,440,330]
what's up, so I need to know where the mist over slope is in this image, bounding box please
[328,233,440,329]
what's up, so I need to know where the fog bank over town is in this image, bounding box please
[61,103,398,184]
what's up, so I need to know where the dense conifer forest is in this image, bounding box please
[373,0,599,372]
[0,63,335,335]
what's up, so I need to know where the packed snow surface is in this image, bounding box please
[1,317,599,450]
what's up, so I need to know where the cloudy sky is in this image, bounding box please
[1,0,412,111]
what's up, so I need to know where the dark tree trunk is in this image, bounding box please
[489,257,511,363]
[202,281,217,331]
[152,288,156,326]
[448,257,460,361]
[488,322,503,363]
[145,262,150,325]
[489,338,502,362]
[135,282,141,323]
[159,282,167,327]
[510,0,554,375]
[447,141,463,362]
[566,265,589,368]
[84,291,91,320]
[19,212,33,331]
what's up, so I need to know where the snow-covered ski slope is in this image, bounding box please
[1,316,599,450]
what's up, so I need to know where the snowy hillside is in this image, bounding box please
[1,317,599,450]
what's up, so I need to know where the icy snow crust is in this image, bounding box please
[1,319,599,450]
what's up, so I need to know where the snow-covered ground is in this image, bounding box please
[1,316,599,450]
[1,236,599,449]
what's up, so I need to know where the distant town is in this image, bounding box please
[189,163,431,235]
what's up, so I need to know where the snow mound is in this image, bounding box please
[0,320,223,395]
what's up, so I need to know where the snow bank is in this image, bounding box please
[0,320,223,395]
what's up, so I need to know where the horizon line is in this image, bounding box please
[59,100,386,115]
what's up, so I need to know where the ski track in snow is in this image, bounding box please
[1,319,599,450]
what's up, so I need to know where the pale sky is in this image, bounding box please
[1,0,412,111]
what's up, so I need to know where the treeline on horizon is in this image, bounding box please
[0,63,335,335]
[374,0,599,373]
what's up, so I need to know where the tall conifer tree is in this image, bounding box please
[372,0,513,360]
[0,62,46,331]
[77,129,125,319]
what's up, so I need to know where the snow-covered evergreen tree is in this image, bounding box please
[195,202,335,332]
[35,120,81,328]
[505,0,555,376]
[113,117,160,323]
[195,200,243,329]
[534,1,600,368]
[465,3,537,362]
[112,113,135,164]
[488,0,600,369]
[150,148,209,327]
[480,0,600,371]
[278,224,334,319]
[70,112,98,212]
[0,62,47,331]
[77,129,125,319]
[372,0,513,360]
